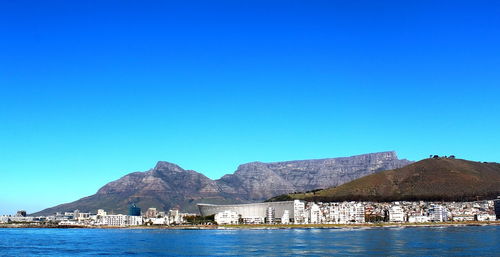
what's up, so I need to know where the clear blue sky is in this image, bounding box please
[1,0,499,215]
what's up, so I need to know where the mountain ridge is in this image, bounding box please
[273,158,500,202]
[32,151,411,216]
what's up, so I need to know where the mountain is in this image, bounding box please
[275,158,500,202]
[32,151,411,216]
[218,151,412,200]
[33,162,239,216]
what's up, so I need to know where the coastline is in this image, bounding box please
[1,221,499,230]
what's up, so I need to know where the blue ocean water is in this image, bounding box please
[0,226,499,256]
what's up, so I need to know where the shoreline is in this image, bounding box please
[1,221,499,230]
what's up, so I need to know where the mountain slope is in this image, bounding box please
[32,151,411,215]
[280,158,500,202]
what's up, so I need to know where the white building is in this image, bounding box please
[100,215,143,226]
[8,216,34,223]
[281,210,290,224]
[169,209,181,224]
[145,208,159,218]
[75,212,91,222]
[148,217,169,225]
[452,215,474,222]
[408,215,430,223]
[266,207,275,224]
[324,202,365,224]
[198,201,298,225]
[128,215,143,226]
[389,204,405,222]
[309,203,321,224]
[241,216,264,224]
[101,215,126,226]
[97,209,107,216]
[214,210,239,225]
[476,214,496,221]
[350,203,365,223]
[293,200,306,224]
[0,216,9,223]
[327,203,348,224]
[429,204,448,222]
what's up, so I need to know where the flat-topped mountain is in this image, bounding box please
[275,158,500,202]
[218,151,412,200]
[33,151,411,215]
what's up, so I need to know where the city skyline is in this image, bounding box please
[1,1,500,215]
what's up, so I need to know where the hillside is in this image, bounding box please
[275,158,500,202]
[32,151,411,215]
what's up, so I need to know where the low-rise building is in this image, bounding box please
[452,215,474,222]
[0,216,9,223]
[408,215,429,223]
[215,210,239,225]
[100,214,143,226]
[147,217,169,225]
[476,214,496,221]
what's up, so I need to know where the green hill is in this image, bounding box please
[270,158,500,202]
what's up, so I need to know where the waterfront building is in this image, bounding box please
[9,216,34,222]
[100,214,143,226]
[281,210,290,224]
[0,216,9,223]
[127,215,144,226]
[408,215,430,223]
[75,212,91,222]
[97,209,107,217]
[452,215,474,222]
[293,200,307,224]
[59,220,78,226]
[429,204,448,222]
[241,216,265,224]
[389,204,405,222]
[73,210,80,219]
[327,204,341,223]
[101,215,126,226]
[214,210,239,225]
[326,203,346,224]
[148,217,169,225]
[266,207,275,224]
[169,209,181,224]
[336,203,350,224]
[476,214,497,221]
[197,201,300,225]
[145,208,159,218]
[309,203,321,224]
[351,202,366,223]
[494,198,500,220]
[128,204,141,216]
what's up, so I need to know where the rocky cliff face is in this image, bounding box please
[33,151,411,215]
[217,151,412,200]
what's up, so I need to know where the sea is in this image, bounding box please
[0,226,499,256]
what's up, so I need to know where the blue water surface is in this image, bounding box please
[0,226,499,256]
